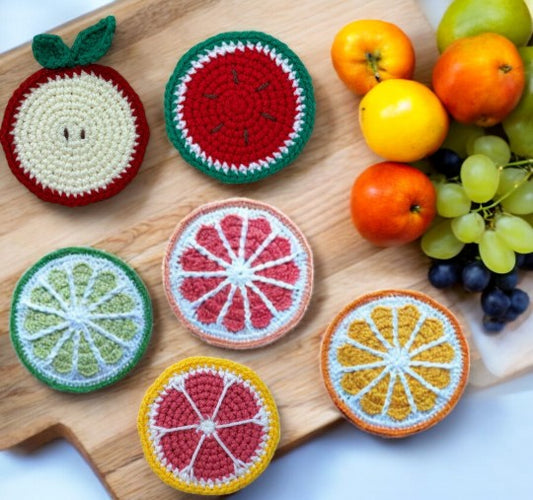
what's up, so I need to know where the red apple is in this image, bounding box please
[351,162,436,247]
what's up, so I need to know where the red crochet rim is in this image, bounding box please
[0,64,149,206]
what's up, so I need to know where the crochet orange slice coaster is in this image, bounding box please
[320,290,469,438]
[163,198,313,349]
[138,356,280,495]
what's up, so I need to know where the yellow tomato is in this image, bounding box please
[331,20,415,95]
[359,79,449,162]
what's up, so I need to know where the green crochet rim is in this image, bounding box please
[164,31,316,184]
[10,247,153,393]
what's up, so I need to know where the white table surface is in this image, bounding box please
[1,1,533,499]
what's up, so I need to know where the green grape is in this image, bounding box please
[470,135,511,166]
[421,219,464,259]
[451,212,485,243]
[436,183,471,217]
[479,230,516,273]
[495,214,533,253]
[443,121,484,157]
[460,154,500,203]
[496,167,527,196]
[501,179,533,214]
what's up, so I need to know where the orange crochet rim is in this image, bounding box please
[162,198,313,349]
[320,289,470,438]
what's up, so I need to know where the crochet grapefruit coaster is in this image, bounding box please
[164,31,315,183]
[10,247,152,393]
[320,290,469,438]
[0,16,149,206]
[138,356,280,495]
[163,198,313,349]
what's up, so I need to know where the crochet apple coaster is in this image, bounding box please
[163,198,313,349]
[10,247,152,392]
[138,356,280,495]
[0,16,149,206]
[164,31,315,183]
[321,290,469,438]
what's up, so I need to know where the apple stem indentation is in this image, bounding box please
[365,52,382,83]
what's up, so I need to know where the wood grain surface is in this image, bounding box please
[0,0,485,498]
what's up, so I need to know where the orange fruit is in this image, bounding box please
[331,19,415,95]
[350,162,436,247]
[359,79,449,162]
[320,290,470,438]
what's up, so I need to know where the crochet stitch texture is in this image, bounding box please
[0,16,149,206]
[138,356,280,495]
[165,31,315,183]
[321,290,469,437]
[163,198,313,349]
[10,247,152,392]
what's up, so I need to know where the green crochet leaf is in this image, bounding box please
[71,16,116,66]
[32,34,72,69]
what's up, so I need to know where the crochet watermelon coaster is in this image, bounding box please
[321,290,469,438]
[0,16,149,206]
[10,247,152,392]
[163,198,313,349]
[164,31,315,183]
[138,356,280,495]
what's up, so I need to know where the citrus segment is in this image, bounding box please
[321,290,469,437]
[163,198,313,349]
[10,247,152,392]
[138,356,279,495]
[164,31,315,183]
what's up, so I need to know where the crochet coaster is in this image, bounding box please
[164,31,315,184]
[10,247,152,392]
[163,198,313,349]
[0,17,149,206]
[138,356,280,495]
[320,290,469,438]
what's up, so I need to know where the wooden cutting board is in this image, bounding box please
[0,0,486,498]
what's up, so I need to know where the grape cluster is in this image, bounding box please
[429,245,531,332]
[420,134,533,333]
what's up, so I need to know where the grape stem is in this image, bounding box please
[473,166,532,215]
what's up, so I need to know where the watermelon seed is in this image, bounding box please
[203,93,218,99]
[232,68,239,84]
[243,128,249,145]
[256,81,270,92]
[63,127,69,140]
[261,112,277,122]
[211,123,224,134]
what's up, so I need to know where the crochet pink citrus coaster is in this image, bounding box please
[163,198,313,348]
[0,16,149,206]
[138,356,280,495]
[164,31,315,184]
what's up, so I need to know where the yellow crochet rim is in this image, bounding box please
[137,356,280,495]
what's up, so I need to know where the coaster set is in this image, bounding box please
[165,31,315,183]
[163,198,313,349]
[10,247,152,392]
[138,356,280,495]
[0,16,149,206]
[321,290,469,437]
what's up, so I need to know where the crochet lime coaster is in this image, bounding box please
[138,356,280,495]
[164,31,315,183]
[0,16,149,206]
[163,198,313,349]
[321,290,469,438]
[10,247,152,392]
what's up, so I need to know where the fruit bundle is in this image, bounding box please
[332,0,533,333]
